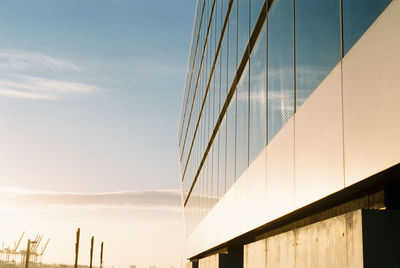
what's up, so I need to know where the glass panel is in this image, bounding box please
[251,0,264,31]
[267,0,294,143]
[209,8,214,80]
[215,0,221,45]
[207,150,211,214]
[343,0,391,55]
[221,29,229,98]
[200,167,204,219]
[206,87,211,143]
[214,57,220,128]
[218,116,227,197]
[249,22,267,164]
[236,63,249,179]
[222,0,229,23]
[295,0,340,108]
[228,0,238,88]
[226,93,236,190]
[213,134,219,205]
[238,0,250,63]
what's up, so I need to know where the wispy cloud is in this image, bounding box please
[0,49,103,100]
[0,49,80,72]
[0,187,182,212]
[0,75,102,100]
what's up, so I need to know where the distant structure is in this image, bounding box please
[178,0,400,267]
[0,232,49,266]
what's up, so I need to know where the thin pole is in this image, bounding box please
[89,236,94,268]
[74,228,80,268]
[100,242,104,268]
[25,240,31,268]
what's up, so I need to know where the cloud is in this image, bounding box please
[0,74,102,100]
[0,187,183,212]
[0,49,80,72]
[0,49,103,100]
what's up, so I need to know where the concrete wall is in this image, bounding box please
[199,254,219,268]
[187,0,400,258]
[244,209,400,268]
[245,211,363,268]
[244,211,362,268]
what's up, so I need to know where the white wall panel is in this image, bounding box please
[295,63,344,208]
[246,149,267,231]
[234,171,248,235]
[343,0,400,186]
[266,117,295,220]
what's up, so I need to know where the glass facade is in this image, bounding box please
[267,0,294,143]
[178,0,392,235]
[249,22,266,164]
[343,0,392,55]
[295,0,341,108]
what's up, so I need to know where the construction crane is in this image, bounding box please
[21,234,41,265]
[14,232,25,251]
[1,232,50,266]
[11,231,25,263]
[39,239,50,264]
[32,235,43,263]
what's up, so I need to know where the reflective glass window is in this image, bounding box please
[251,0,264,31]
[343,0,391,55]
[228,0,238,88]
[267,0,294,143]
[206,88,211,143]
[221,29,229,97]
[212,71,217,130]
[236,63,249,179]
[226,93,236,190]
[214,58,220,126]
[222,0,229,23]
[206,152,211,213]
[295,0,340,108]
[215,0,222,44]
[218,116,227,197]
[249,22,266,164]
[212,135,219,204]
[199,168,204,219]
[238,0,250,63]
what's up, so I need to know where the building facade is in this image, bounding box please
[178,0,400,267]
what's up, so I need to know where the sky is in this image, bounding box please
[0,0,196,267]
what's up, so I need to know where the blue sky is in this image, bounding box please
[0,1,196,266]
[0,0,195,192]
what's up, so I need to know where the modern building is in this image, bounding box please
[178,0,400,267]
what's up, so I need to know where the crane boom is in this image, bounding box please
[40,239,50,256]
[14,231,25,251]
[33,235,42,254]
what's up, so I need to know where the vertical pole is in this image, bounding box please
[89,236,94,268]
[100,242,104,268]
[25,240,31,268]
[74,228,80,268]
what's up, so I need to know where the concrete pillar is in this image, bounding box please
[244,209,400,268]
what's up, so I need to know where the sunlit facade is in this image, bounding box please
[178,0,400,267]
